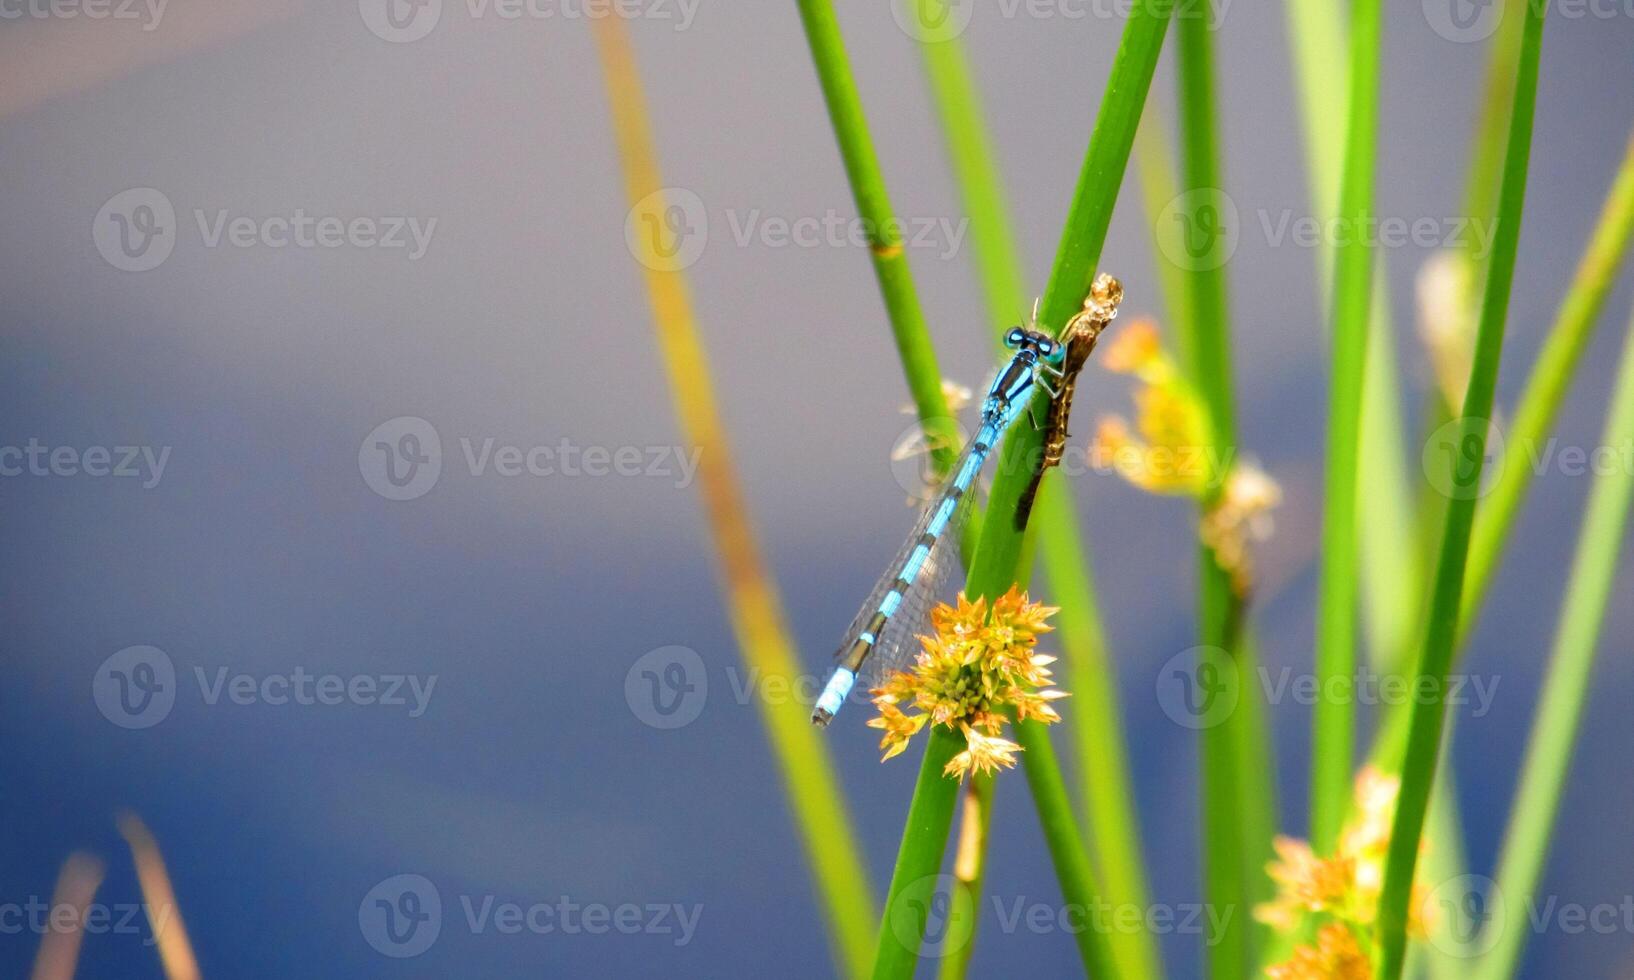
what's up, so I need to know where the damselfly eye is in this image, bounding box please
[1004,328,1025,348]
[1044,341,1067,364]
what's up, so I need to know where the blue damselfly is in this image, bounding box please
[813,276,1123,727]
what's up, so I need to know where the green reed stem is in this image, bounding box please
[1285,0,1421,680]
[915,16,1161,980]
[1463,0,1531,283]
[964,7,1176,977]
[1174,10,1275,975]
[785,11,964,974]
[591,18,876,977]
[916,26,1028,330]
[793,0,955,473]
[937,773,994,980]
[1475,303,1634,980]
[1310,0,1381,856]
[1374,3,1546,976]
[1461,130,1634,633]
[1133,111,1195,353]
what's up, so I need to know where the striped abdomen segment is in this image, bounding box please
[812,420,999,726]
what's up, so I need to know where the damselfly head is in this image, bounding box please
[1004,326,1066,363]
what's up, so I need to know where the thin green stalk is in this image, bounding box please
[793,0,955,473]
[1476,305,1634,979]
[1174,11,1267,976]
[1461,130,1634,632]
[1374,2,1546,976]
[591,19,876,977]
[1034,482,1162,980]
[937,774,994,980]
[915,23,1028,331]
[1462,0,1531,281]
[1132,111,1281,949]
[914,15,1161,980]
[1310,0,1381,856]
[1173,18,1235,446]
[1285,0,1421,678]
[1420,761,1474,970]
[1132,111,1196,361]
[874,4,1177,976]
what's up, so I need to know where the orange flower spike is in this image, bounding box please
[1266,923,1371,980]
[1100,317,1167,378]
[930,592,987,646]
[869,590,1066,778]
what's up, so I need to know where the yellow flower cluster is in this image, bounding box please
[1257,767,1432,979]
[1268,923,1372,980]
[1092,319,1281,595]
[1093,319,1214,496]
[868,588,1066,779]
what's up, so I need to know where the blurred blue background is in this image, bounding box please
[2,1,1632,976]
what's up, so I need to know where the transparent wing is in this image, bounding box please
[835,450,980,687]
[859,511,965,686]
